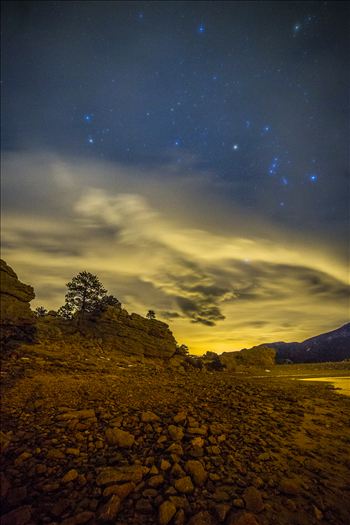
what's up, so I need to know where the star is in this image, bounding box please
[174,139,181,147]
[198,23,205,34]
[87,136,94,144]
[281,177,288,185]
[83,114,93,122]
[262,125,271,134]
[293,23,301,36]
[268,157,279,175]
[232,144,239,151]
[309,174,318,182]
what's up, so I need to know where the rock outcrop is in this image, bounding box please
[0,260,36,349]
[37,305,177,360]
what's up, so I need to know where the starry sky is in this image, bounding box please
[2,1,349,353]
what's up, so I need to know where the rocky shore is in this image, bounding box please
[1,352,350,525]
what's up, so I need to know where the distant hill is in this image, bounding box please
[264,323,350,363]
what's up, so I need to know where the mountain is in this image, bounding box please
[265,323,350,363]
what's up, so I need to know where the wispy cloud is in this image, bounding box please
[1,151,348,352]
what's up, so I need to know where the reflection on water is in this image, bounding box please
[300,376,350,396]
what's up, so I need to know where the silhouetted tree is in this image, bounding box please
[61,271,107,324]
[57,303,74,320]
[34,306,47,317]
[146,310,156,320]
[176,344,189,356]
[100,295,121,310]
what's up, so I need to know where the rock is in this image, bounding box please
[227,512,260,525]
[62,469,79,483]
[243,486,264,513]
[168,425,184,441]
[0,260,36,349]
[105,428,135,448]
[233,498,244,508]
[185,460,207,486]
[159,500,177,525]
[148,474,165,488]
[103,481,135,499]
[135,498,154,513]
[187,511,216,525]
[187,426,208,436]
[0,505,32,525]
[96,465,143,485]
[141,411,160,423]
[167,443,184,456]
[279,478,301,496]
[0,431,12,454]
[57,409,96,420]
[215,503,231,522]
[98,494,121,521]
[174,508,186,525]
[71,512,95,524]
[174,411,187,423]
[47,448,65,460]
[0,472,10,498]
[174,476,194,494]
[160,459,171,471]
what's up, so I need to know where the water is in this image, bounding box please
[299,376,350,396]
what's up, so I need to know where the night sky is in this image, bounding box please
[2,1,349,352]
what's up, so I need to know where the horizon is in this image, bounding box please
[1,2,349,354]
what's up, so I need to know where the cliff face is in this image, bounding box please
[0,259,36,348]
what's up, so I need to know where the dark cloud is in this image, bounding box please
[176,296,225,326]
[160,311,182,320]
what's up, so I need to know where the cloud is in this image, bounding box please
[1,151,349,352]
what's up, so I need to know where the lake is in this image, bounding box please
[299,376,350,396]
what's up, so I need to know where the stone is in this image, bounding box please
[0,505,32,525]
[187,511,216,525]
[159,500,177,525]
[72,512,95,524]
[98,494,121,521]
[57,409,96,420]
[227,512,260,525]
[47,448,65,460]
[168,425,184,441]
[0,472,10,498]
[66,447,80,456]
[167,443,184,456]
[280,478,301,496]
[62,469,79,483]
[141,411,160,423]
[243,486,264,513]
[187,426,208,436]
[174,476,194,494]
[96,465,143,485]
[233,498,245,508]
[105,428,135,448]
[135,498,154,513]
[174,508,186,525]
[103,481,135,499]
[148,474,165,488]
[185,460,207,486]
[160,459,171,471]
[215,503,231,522]
[174,411,187,423]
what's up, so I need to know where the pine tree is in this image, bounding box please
[146,309,156,320]
[62,271,107,323]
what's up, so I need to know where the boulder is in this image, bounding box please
[0,260,36,349]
